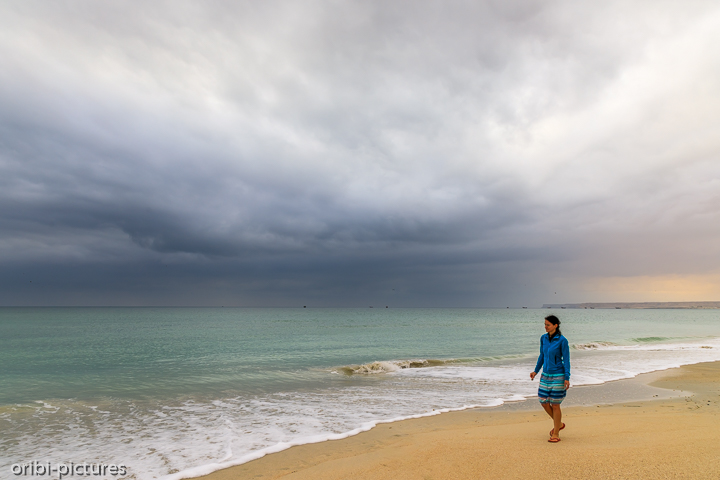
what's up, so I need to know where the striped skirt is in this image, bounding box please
[538,373,567,404]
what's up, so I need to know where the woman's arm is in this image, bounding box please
[531,337,544,379]
[562,337,571,381]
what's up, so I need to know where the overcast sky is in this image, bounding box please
[1,0,719,306]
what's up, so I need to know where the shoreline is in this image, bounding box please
[187,361,720,480]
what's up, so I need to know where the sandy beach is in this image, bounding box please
[196,361,720,480]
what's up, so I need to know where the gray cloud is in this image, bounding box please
[1,0,719,306]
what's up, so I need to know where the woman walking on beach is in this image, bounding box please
[530,315,570,443]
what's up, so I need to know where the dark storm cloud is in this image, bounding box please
[1,0,720,305]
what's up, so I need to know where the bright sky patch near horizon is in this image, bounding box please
[1,0,719,307]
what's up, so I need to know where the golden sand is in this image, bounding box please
[196,362,720,480]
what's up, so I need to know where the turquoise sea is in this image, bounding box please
[2,307,720,479]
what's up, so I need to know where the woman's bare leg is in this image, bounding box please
[550,404,562,438]
[542,402,554,419]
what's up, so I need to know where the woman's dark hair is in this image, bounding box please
[545,315,562,339]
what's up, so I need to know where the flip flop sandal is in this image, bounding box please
[548,437,561,443]
[550,423,565,436]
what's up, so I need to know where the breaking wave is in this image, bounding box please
[336,358,459,375]
[572,342,619,350]
[631,336,670,343]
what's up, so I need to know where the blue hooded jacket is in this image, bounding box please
[534,333,570,380]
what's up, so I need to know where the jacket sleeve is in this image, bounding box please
[562,338,571,380]
[534,337,544,374]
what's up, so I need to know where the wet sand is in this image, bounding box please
[195,362,720,480]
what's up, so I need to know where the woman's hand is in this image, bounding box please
[530,372,536,380]
[564,380,570,390]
